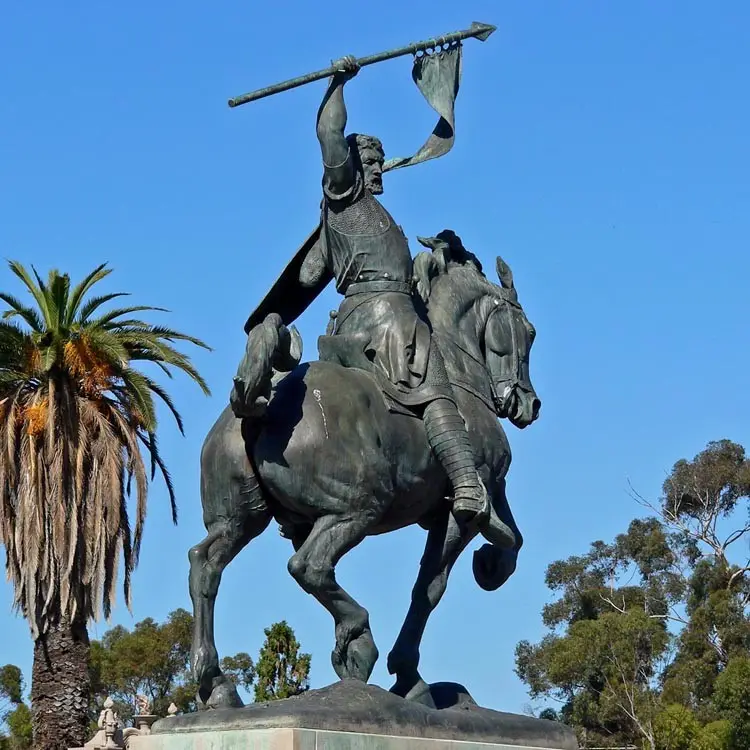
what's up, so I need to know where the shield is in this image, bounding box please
[244,223,333,334]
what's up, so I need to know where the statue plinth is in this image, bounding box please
[129,681,576,750]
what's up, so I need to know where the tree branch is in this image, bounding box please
[728,565,750,589]
[723,524,750,551]
[628,481,725,560]
[600,592,627,614]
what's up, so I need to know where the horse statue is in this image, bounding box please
[188,230,540,709]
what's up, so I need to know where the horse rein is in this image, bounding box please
[440,292,526,415]
[485,294,528,409]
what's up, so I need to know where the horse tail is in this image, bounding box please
[230,313,302,419]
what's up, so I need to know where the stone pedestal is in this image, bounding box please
[129,727,571,750]
[128,681,576,750]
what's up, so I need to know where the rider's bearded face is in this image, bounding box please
[362,148,385,195]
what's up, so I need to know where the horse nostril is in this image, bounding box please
[532,398,541,419]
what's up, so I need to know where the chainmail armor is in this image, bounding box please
[326,180,391,237]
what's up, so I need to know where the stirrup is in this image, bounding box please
[451,485,490,524]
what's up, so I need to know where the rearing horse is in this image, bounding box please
[188,231,540,709]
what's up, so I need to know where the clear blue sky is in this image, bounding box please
[1,1,749,716]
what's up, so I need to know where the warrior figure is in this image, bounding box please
[300,56,489,528]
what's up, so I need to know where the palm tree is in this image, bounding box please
[0,261,210,750]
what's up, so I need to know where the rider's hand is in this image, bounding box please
[332,55,360,81]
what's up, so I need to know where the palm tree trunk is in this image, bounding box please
[31,618,90,750]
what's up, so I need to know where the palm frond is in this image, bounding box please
[48,270,71,330]
[40,340,63,373]
[136,431,177,525]
[138,325,211,350]
[118,336,210,395]
[88,305,170,328]
[126,354,173,379]
[0,292,44,332]
[83,327,130,369]
[65,263,111,325]
[0,261,209,636]
[142,375,185,434]
[7,261,52,328]
[117,369,158,432]
[0,321,31,369]
[34,267,50,295]
[76,292,129,324]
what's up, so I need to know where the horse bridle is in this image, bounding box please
[440,292,528,415]
[484,293,530,411]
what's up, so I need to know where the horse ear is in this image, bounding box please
[496,256,515,290]
[413,251,442,303]
[418,234,449,256]
[417,235,449,271]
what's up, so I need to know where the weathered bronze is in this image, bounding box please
[227,21,496,108]
[186,21,555,745]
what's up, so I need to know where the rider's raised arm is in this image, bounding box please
[316,58,359,200]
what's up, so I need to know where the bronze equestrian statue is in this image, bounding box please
[189,31,541,712]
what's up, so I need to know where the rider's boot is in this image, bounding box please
[423,397,489,527]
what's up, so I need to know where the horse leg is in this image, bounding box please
[188,407,272,708]
[387,511,474,705]
[287,513,379,682]
[473,478,524,591]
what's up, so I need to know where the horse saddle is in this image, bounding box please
[317,333,421,418]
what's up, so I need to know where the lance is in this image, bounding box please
[227,21,496,109]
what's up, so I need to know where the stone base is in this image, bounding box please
[141,681,576,749]
[130,727,571,750]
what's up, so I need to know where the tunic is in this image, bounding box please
[319,169,433,393]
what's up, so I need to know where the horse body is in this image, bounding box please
[189,236,538,709]
[256,360,509,535]
[256,361,442,533]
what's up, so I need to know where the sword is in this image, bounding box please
[227,21,496,109]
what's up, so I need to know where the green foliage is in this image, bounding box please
[90,609,256,721]
[662,440,750,523]
[220,653,256,692]
[90,611,308,722]
[691,721,732,750]
[516,516,683,748]
[2,705,32,750]
[657,441,750,721]
[254,621,311,702]
[0,666,31,749]
[538,708,560,722]
[0,262,211,640]
[518,607,669,747]
[517,439,750,750]
[0,668,23,707]
[712,657,750,750]
[654,704,700,750]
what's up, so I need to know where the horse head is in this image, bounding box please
[414,230,540,429]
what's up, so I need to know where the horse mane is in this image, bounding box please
[413,229,491,304]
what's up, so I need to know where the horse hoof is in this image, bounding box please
[399,678,436,709]
[192,645,219,686]
[332,629,378,682]
[206,677,245,709]
[472,544,516,591]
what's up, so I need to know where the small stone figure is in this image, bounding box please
[80,697,124,749]
[129,693,158,737]
[134,695,150,716]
